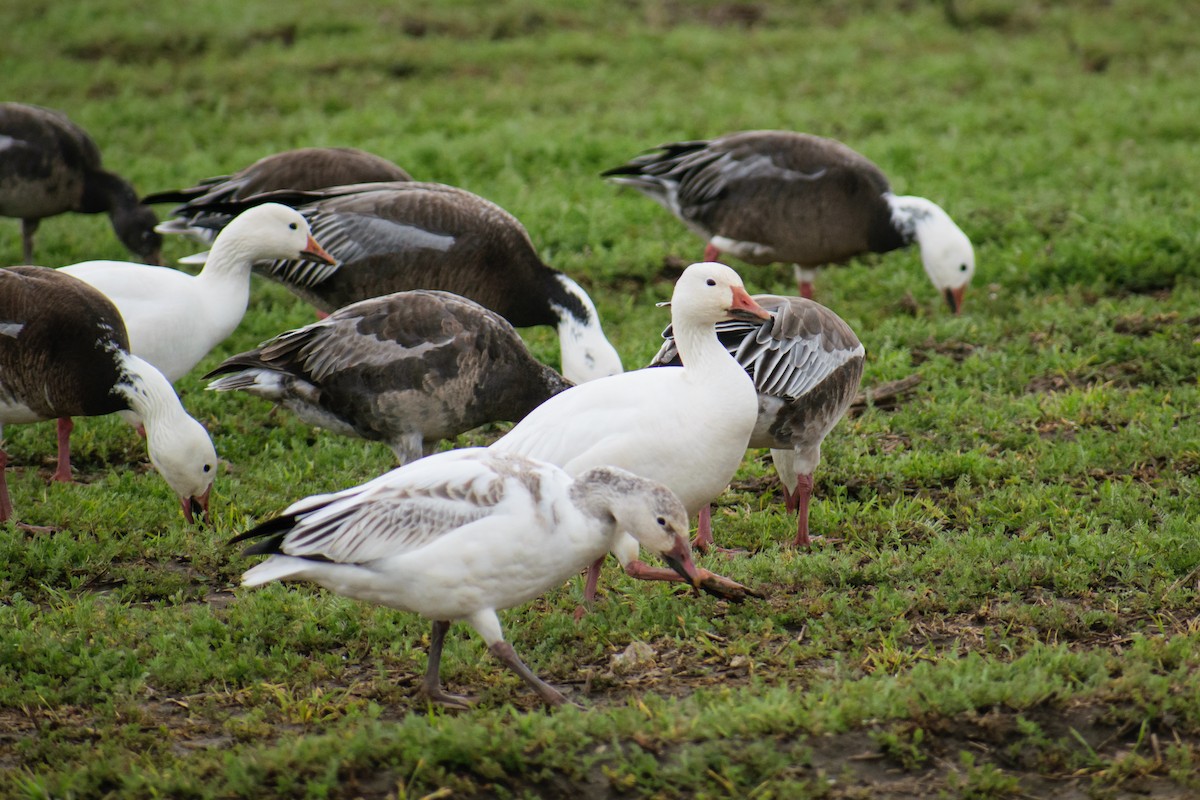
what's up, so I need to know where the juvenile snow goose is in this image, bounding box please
[232,448,700,708]
[165,181,623,385]
[144,147,412,243]
[0,267,217,525]
[0,103,162,265]
[491,262,769,602]
[651,294,865,548]
[205,290,573,464]
[603,130,975,312]
[60,202,334,383]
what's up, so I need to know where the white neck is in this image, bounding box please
[113,353,193,434]
[552,275,623,383]
[671,310,746,382]
[198,216,265,283]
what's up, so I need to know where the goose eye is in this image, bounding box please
[203,464,212,473]
[289,222,298,230]
[656,516,667,526]
[960,263,968,272]
[705,278,716,286]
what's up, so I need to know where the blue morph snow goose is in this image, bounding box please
[159,181,624,385]
[0,103,162,264]
[205,290,572,464]
[232,448,699,708]
[491,262,768,603]
[651,294,864,548]
[603,130,975,312]
[144,147,413,243]
[0,266,216,526]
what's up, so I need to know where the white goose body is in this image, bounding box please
[492,262,769,597]
[58,203,333,382]
[234,448,697,707]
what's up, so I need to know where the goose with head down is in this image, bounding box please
[603,130,975,312]
[157,181,623,385]
[232,448,700,708]
[0,266,216,527]
[491,262,769,603]
[0,102,162,265]
[205,290,573,465]
[651,294,865,549]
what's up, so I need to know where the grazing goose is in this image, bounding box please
[232,448,700,708]
[603,130,975,312]
[205,290,573,464]
[144,147,412,243]
[161,181,623,385]
[651,294,865,548]
[491,262,769,602]
[0,103,162,265]
[60,202,334,383]
[0,267,217,525]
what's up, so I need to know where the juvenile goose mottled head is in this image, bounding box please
[575,466,699,585]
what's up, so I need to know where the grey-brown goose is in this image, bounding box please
[0,267,217,526]
[0,103,162,265]
[603,130,975,312]
[205,290,573,465]
[167,181,623,385]
[143,147,412,243]
[651,294,864,548]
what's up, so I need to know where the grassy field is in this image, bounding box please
[3,0,1200,797]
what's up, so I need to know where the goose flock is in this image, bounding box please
[0,100,975,706]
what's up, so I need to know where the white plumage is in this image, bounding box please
[233,448,698,707]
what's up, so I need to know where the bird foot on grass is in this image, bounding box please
[420,687,478,711]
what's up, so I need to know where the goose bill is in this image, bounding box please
[181,485,213,525]
[301,236,337,265]
[662,533,702,587]
[945,286,966,315]
[727,286,771,322]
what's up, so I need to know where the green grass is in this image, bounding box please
[3,0,1200,797]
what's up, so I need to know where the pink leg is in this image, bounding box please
[624,559,761,602]
[53,418,74,483]
[703,242,721,262]
[692,504,714,553]
[781,482,799,514]
[792,473,814,547]
[574,555,606,620]
[798,281,815,300]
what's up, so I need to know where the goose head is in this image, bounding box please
[578,466,700,586]
[217,203,336,266]
[146,414,218,524]
[890,195,975,314]
[661,262,771,327]
[111,203,165,265]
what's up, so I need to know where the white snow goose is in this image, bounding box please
[143,147,412,243]
[491,262,770,603]
[651,294,865,548]
[160,181,624,385]
[0,103,162,265]
[231,448,700,708]
[204,290,573,464]
[0,266,217,526]
[603,130,975,312]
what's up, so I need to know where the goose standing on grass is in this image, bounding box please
[651,294,865,549]
[491,262,769,603]
[0,103,162,265]
[232,448,700,708]
[144,147,413,243]
[602,130,975,312]
[205,290,573,464]
[157,181,623,385]
[0,267,217,526]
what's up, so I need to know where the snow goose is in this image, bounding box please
[0,266,217,525]
[161,181,623,385]
[651,294,864,548]
[204,290,572,464]
[59,202,334,383]
[231,448,699,708]
[603,130,975,312]
[0,103,162,264]
[144,147,412,243]
[491,262,769,602]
